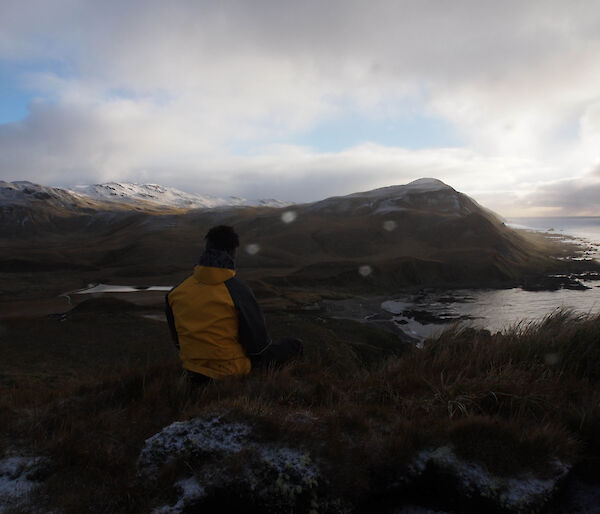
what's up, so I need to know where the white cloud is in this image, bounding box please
[1,0,600,215]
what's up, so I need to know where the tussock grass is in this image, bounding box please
[1,310,600,512]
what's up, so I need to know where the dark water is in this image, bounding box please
[381,217,600,340]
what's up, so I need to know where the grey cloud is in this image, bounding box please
[0,102,104,183]
[3,0,598,85]
[157,146,540,204]
[523,177,600,215]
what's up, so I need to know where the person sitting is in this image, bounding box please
[165,225,302,385]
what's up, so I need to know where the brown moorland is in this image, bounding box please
[1,301,599,512]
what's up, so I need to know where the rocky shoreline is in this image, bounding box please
[319,264,600,342]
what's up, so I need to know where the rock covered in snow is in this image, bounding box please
[137,413,330,513]
[138,413,576,513]
[410,446,570,513]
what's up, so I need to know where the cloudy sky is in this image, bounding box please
[1,0,599,216]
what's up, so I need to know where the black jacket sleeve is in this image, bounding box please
[225,277,271,356]
[165,290,180,350]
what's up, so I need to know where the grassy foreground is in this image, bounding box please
[1,305,600,512]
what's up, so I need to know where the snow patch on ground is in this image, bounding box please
[138,415,251,478]
[152,477,206,514]
[0,455,45,513]
[138,413,322,513]
[411,446,570,512]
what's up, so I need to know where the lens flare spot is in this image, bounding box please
[383,220,397,231]
[245,243,260,255]
[281,210,297,223]
[544,353,560,366]
[358,265,372,277]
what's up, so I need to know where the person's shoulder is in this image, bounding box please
[225,276,256,298]
[226,275,251,290]
[168,274,195,296]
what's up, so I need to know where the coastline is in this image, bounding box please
[319,224,600,341]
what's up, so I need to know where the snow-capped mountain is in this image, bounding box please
[306,178,486,217]
[1,180,79,207]
[0,180,291,233]
[0,180,109,214]
[69,182,291,209]
[2,177,559,292]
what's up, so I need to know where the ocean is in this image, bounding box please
[381,217,600,340]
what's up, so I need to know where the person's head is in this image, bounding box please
[204,225,240,257]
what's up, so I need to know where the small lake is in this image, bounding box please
[71,284,172,294]
[60,284,172,304]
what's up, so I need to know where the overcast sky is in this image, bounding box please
[1,0,599,216]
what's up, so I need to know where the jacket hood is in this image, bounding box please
[198,248,235,269]
[193,265,236,285]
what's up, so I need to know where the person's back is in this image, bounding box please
[166,225,301,383]
[167,261,251,378]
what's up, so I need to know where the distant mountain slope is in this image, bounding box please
[0,180,178,234]
[306,178,487,217]
[0,180,290,235]
[70,182,290,209]
[0,177,583,291]
[226,178,545,289]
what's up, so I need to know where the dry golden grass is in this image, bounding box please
[1,309,599,512]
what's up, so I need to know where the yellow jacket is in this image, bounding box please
[166,264,270,378]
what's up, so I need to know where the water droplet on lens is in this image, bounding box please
[358,265,372,277]
[383,220,397,231]
[281,210,297,223]
[544,353,559,366]
[245,243,260,255]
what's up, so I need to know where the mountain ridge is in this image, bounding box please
[69,182,292,209]
[1,177,588,295]
[1,177,488,219]
[0,180,291,212]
